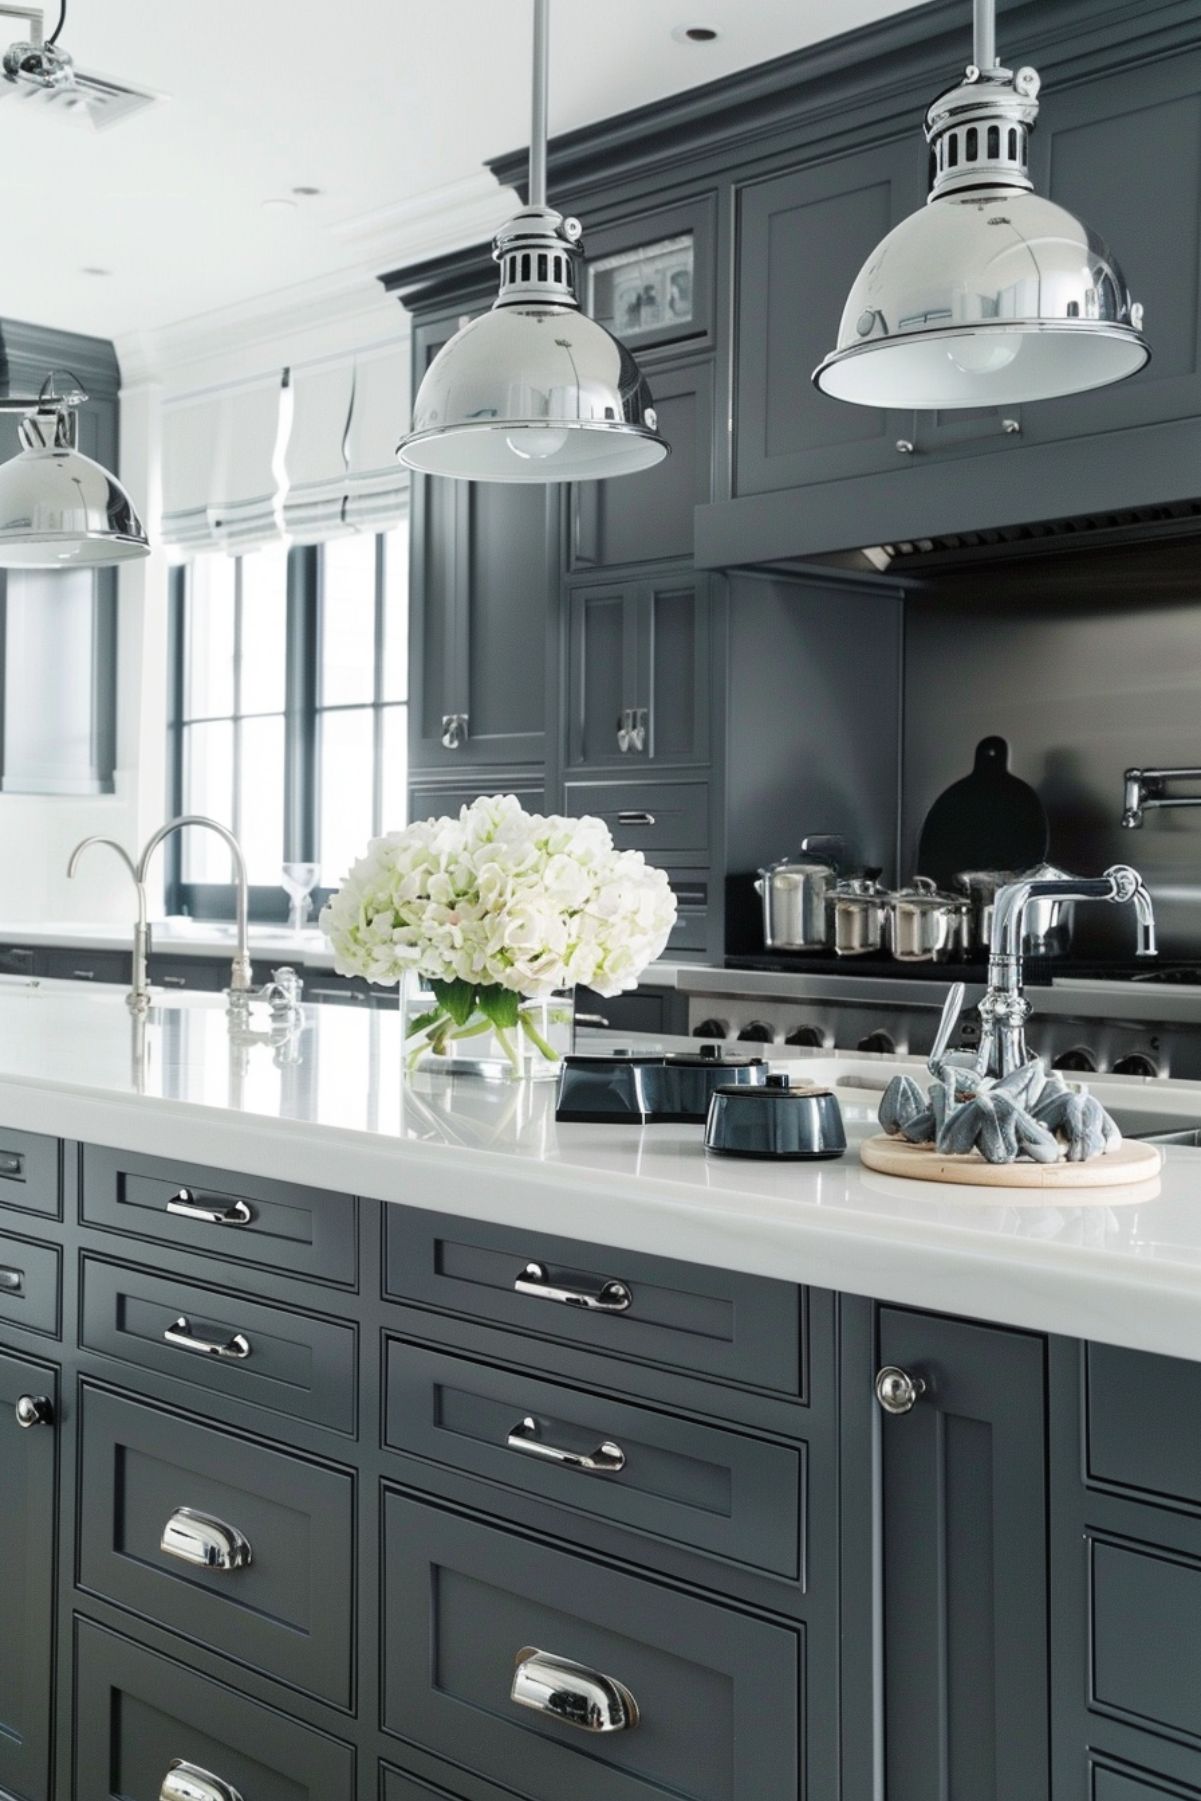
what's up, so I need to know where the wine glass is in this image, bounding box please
[281,861,321,933]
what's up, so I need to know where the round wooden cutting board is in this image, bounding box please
[859,1133,1163,1189]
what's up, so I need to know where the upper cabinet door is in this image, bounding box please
[571,359,715,572]
[0,1346,56,1801]
[410,313,472,767]
[566,579,639,771]
[877,1308,1049,1801]
[734,139,924,496]
[580,193,715,359]
[638,573,710,768]
[1021,48,1201,447]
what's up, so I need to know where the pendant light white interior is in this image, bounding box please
[0,388,149,568]
[397,0,668,483]
[813,0,1150,410]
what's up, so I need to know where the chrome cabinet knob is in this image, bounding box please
[875,1366,927,1415]
[160,1761,243,1801]
[161,1507,252,1571]
[511,1647,639,1734]
[15,1394,52,1428]
[440,713,469,750]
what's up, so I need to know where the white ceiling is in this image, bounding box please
[0,0,927,346]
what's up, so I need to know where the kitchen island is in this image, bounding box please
[4,983,1201,1801]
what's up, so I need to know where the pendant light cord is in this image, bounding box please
[972,0,996,71]
[528,0,549,209]
[47,0,65,46]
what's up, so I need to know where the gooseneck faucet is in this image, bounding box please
[65,837,149,1012]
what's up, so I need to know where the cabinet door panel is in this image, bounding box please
[461,481,549,763]
[567,581,638,770]
[878,1308,1048,1801]
[572,361,713,569]
[735,142,920,495]
[0,1344,56,1801]
[641,576,709,766]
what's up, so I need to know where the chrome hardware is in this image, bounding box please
[160,1761,244,1801]
[161,974,187,988]
[440,713,469,751]
[575,1011,610,1029]
[515,1261,632,1313]
[0,1149,23,1176]
[507,1415,626,1474]
[629,706,648,753]
[70,967,96,980]
[511,1647,639,1734]
[163,1316,251,1360]
[617,811,655,826]
[1122,765,1201,829]
[166,1188,254,1228]
[0,1265,22,1291]
[875,1366,926,1415]
[15,1393,52,1427]
[161,1507,252,1571]
[617,707,634,753]
[1002,417,1021,434]
[896,439,916,455]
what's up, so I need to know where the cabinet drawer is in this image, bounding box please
[1091,1534,1201,1747]
[382,1493,800,1801]
[148,955,231,993]
[77,1384,354,1706]
[384,1341,803,1582]
[564,779,708,855]
[41,947,128,984]
[80,1257,356,1433]
[1094,1767,1201,1801]
[383,1208,802,1395]
[74,1617,355,1801]
[0,1125,59,1218]
[1088,1343,1201,1512]
[82,1146,357,1288]
[0,1230,59,1337]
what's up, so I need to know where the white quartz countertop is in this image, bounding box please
[3,982,1201,1361]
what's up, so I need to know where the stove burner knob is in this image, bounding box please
[786,1025,826,1048]
[1052,1047,1098,1074]
[738,1020,777,1044]
[858,1029,896,1055]
[1112,1052,1160,1079]
[693,1018,728,1040]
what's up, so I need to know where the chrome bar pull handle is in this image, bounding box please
[616,708,633,753]
[0,1265,23,1292]
[163,1316,251,1360]
[160,1761,244,1801]
[515,1261,632,1313]
[507,1416,626,1474]
[511,1647,639,1734]
[875,1366,927,1415]
[617,810,655,826]
[15,1394,52,1428]
[166,1188,254,1227]
[161,1507,252,1571]
[0,1150,24,1177]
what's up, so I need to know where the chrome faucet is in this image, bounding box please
[68,814,252,1013]
[1122,766,1201,828]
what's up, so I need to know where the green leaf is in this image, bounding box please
[430,978,478,1027]
[405,1007,444,1041]
[475,984,521,1031]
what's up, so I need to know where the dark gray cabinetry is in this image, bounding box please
[0,1229,59,1337]
[40,946,128,985]
[877,1307,1049,1801]
[565,571,710,774]
[0,1343,56,1801]
[0,1125,60,1218]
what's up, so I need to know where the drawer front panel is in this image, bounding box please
[77,1384,354,1705]
[1088,1344,1201,1512]
[42,947,128,984]
[382,1493,800,1801]
[1094,1768,1201,1801]
[384,1208,801,1395]
[82,1146,357,1288]
[0,1230,59,1337]
[80,1258,356,1432]
[1092,1536,1201,1744]
[384,1341,802,1580]
[564,780,708,855]
[74,1617,355,1801]
[0,1126,59,1218]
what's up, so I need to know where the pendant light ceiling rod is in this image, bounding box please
[528,0,548,211]
[972,0,997,73]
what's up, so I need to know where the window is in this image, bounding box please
[168,526,408,917]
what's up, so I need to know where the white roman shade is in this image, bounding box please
[343,340,411,530]
[160,391,223,556]
[281,354,356,542]
[207,371,287,551]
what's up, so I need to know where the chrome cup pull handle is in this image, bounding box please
[0,1265,23,1292]
[507,1416,626,1474]
[160,1507,252,1571]
[511,1647,639,1734]
[0,1150,24,1177]
[515,1261,632,1313]
[163,1316,252,1360]
[161,1761,244,1801]
[166,1188,254,1227]
[617,810,655,825]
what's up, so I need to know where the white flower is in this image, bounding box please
[319,794,678,997]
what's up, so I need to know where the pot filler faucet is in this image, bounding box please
[1122,766,1201,828]
[67,814,252,1014]
[931,865,1156,1081]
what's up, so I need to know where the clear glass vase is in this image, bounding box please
[399,971,574,1081]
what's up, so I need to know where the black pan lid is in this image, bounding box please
[713,1075,832,1098]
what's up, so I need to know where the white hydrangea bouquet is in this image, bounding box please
[320,793,677,1078]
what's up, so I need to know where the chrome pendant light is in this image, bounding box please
[0,375,148,566]
[813,0,1150,409]
[397,0,668,483]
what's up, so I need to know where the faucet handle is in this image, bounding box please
[928,981,966,1074]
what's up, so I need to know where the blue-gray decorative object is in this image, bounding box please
[879,1057,1122,1165]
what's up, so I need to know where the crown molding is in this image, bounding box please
[330,168,518,271]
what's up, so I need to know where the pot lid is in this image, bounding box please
[561,1050,664,1068]
[664,1048,765,1068]
[713,1076,832,1098]
[895,876,971,909]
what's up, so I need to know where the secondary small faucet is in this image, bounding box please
[1122,766,1201,829]
[68,814,252,1013]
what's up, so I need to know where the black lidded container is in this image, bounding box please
[555,1049,666,1124]
[657,1045,768,1122]
[705,1073,847,1160]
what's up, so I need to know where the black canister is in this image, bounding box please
[705,1073,847,1160]
[657,1045,768,1122]
[554,1050,666,1123]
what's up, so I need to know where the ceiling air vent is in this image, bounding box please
[0,63,158,128]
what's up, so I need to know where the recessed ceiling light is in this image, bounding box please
[80,266,112,277]
[291,185,322,197]
[261,197,299,213]
[672,24,719,43]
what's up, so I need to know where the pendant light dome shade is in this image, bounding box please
[0,399,148,567]
[814,13,1149,409]
[397,2,668,483]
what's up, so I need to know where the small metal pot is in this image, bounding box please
[952,869,1017,954]
[829,876,888,957]
[953,863,1074,956]
[887,878,971,963]
[705,1074,847,1160]
[755,835,846,952]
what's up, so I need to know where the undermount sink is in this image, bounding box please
[1109,1109,1201,1143]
